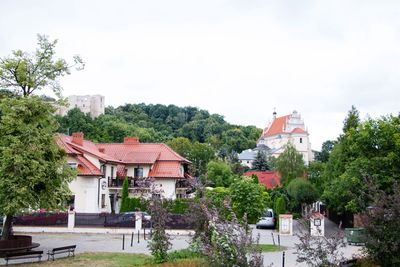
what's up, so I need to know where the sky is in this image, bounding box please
[1,0,400,150]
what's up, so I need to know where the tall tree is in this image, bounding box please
[275,142,305,185]
[206,161,234,187]
[314,140,335,162]
[0,97,75,240]
[0,34,83,97]
[252,150,270,171]
[342,105,360,133]
[119,177,129,212]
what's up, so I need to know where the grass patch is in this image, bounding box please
[18,252,206,267]
[256,244,286,252]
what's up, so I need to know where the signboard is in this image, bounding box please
[279,214,293,235]
[310,213,325,236]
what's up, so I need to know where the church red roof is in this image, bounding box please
[261,115,290,138]
[244,171,281,189]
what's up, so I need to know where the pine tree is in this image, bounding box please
[120,177,129,212]
[252,150,269,171]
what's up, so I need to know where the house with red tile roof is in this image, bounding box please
[244,171,281,190]
[257,110,313,165]
[57,133,191,213]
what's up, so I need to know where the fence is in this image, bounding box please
[13,212,68,226]
[13,213,193,229]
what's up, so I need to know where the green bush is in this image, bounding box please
[163,198,192,214]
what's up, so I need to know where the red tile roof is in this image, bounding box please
[261,115,290,138]
[76,155,103,176]
[244,171,281,189]
[291,127,306,134]
[57,134,191,179]
[149,161,183,178]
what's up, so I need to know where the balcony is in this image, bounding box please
[107,177,151,189]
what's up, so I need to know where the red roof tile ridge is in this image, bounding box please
[161,144,191,163]
[66,140,122,163]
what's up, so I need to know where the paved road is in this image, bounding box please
[1,219,363,266]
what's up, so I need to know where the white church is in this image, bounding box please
[239,110,314,167]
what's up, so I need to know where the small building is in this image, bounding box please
[56,95,105,118]
[57,133,191,214]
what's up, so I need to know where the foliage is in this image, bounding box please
[168,248,202,261]
[251,150,270,171]
[363,180,400,267]
[275,142,305,185]
[119,177,130,212]
[314,140,335,162]
[0,34,83,97]
[274,196,287,228]
[57,104,261,176]
[0,97,75,239]
[164,199,192,215]
[230,178,270,224]
[148,196,172,263]
[123,197,149,212]
[342,105,360,133]
[295,219,346,267]
[194,200,264,267]
[206,160,234,187]
[307,161,327,193]
[322,113,400,214]
[205,187,231,219]
[287,178,319,209]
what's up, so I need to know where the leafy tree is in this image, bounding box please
[0,34,83,97]
[206,161,234,187]
[323,115,400,215]
[251,150,270,171]
[0,97,75,240]
[307,161,327,193]
[314,140,335,162]
[119,177,129,212]
[287,178,319,211]
[275,142,305,185]
[230,178,270,223]
[363,180,400,266]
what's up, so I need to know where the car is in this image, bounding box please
[256,209,275,229]
[142,212,151,221]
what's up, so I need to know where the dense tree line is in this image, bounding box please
[56,104,261,171]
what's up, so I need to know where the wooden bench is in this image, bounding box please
[47,245,76,261]
[4,250,43,266]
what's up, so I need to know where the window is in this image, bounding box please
[134,167,143,178]
[68,163,77,170]
[101,194,106,208]
[300,138,303,143]
[111,166,114,178]
[101,165,107,176]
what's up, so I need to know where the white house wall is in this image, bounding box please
[69,176,100,213]
[156,179,177,199]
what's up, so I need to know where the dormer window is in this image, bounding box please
[68,163,77,170]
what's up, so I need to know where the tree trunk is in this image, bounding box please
[1,215,13,240]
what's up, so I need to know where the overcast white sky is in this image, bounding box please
[2,0,400,150]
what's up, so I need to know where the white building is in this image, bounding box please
[57,133,191,214]
[258,110,314,165]
[57,95,105,118]
[239,111,313,167]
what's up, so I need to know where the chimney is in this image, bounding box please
[124,137,139,144]
[98,148,105,153]
[72,132,84,146]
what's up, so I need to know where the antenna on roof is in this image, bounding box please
[273,108,277,119]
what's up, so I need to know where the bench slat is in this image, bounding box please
[52,245,76,252]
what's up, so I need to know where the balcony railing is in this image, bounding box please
[108,176,150,189]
